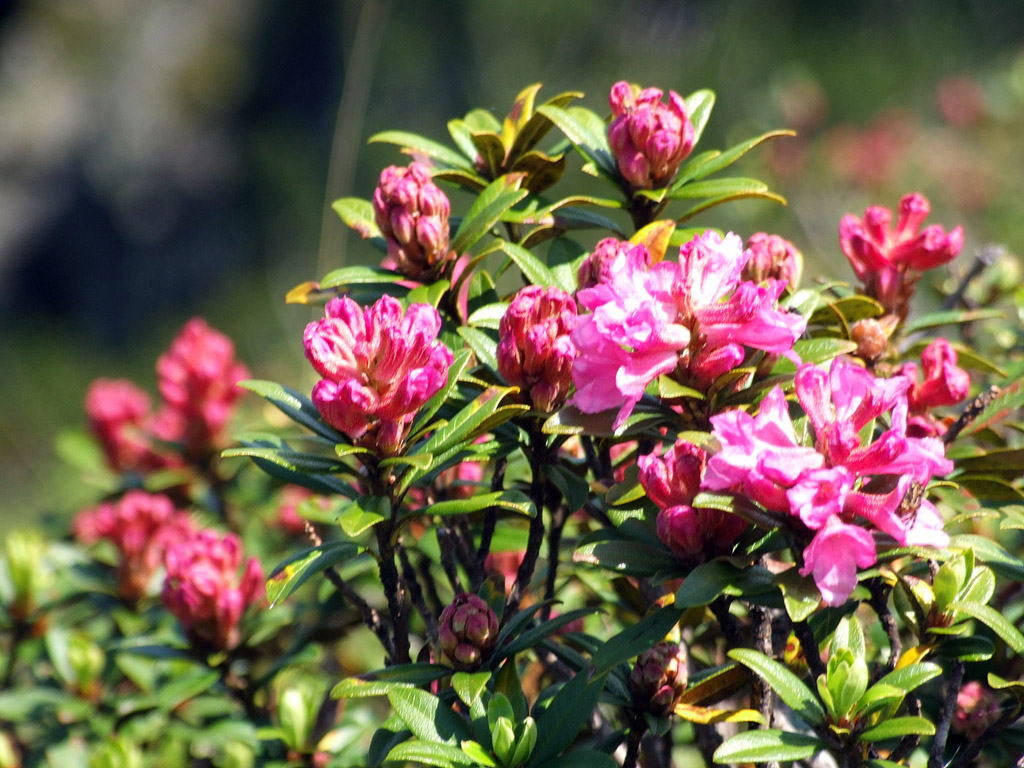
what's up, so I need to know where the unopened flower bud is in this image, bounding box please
[576,238,651,291]
[743,233,803,289]
[952,681,1001,740]
[373,163,453,279]
[629,641,689,717]
[657,506,746,562]
[438,593,499,670]
[608,82,695,191]
[497,286,577,411]
[638,441,706,510]
[851,318,891,362]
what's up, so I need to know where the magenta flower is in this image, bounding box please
[839,192,964,318]
[576,237,651,291]
[75,491,195,602]
[162,529,263,650]
[902,339,970,425]
[798,515,877,606]
[571,241,689,428]
[608,81,695,191]
[373,162,453,279]
[85,378,172,473]
[497,286,577,412]
[155,318,250,459]
[304,295,453,455]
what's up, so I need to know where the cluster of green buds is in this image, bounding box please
[487,693,537,768]
[0,529,52,622]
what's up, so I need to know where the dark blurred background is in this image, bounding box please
[2,0,1023,527]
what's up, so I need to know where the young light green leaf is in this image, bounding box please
[387,687,471,745]
[872,662,942,695]
[713,729,822,763]
[331,198,384,241]
[728,649,825,726]
[338,495,390,538]
[948,600,1024,654]
[451,671,491,708]
[386,740,478,768]
[859,716,935,743]
[772,338,860,374]
[684,90,715,147]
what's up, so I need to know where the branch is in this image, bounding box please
[868,580,901,672]
[398,543,438,644]
[929,659,964,768]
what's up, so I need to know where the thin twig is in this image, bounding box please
[376,524,410,664]
[472,458,507,590]
[943,385,1000,445]
[868,580,901,672]
[929,659,964,768]
[437,526,464,594]
[398,543,438,644]
[507,429,549,616]
[710,597,744,650]
[414,554,442,615]
[541,506,569,620]
[793,620,827,682]
[323,566,394,659]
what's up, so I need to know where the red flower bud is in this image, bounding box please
[629,641,689,716]
[438,593,499,670]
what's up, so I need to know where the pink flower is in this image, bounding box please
[75,491,195,602]
[799,515,877,606]
[304,295,453,455]
[905,338,970,412]
[839,193,964,317]
[577,237,652,291]
[571,242,689,428]
[85,379,172,473]
[162,529,263,650]
[497,286,577,412]
[952,681,1002,740]
[373,163,452,279]
[608,81,695,190]
[743,233,802,288]
[156,318,250,459]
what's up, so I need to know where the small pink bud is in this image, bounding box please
[638,441,707,510]
[629,641,689,716]
[373,163,453,279]
[608,81,695,191]
[743,233,802,289]
[497,286,577,412]
[437,593,499,671]
[576,238,651,291]
[952,681,1001,740]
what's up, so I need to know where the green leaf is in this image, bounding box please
[386,740,478,768]
[674,560,775,608]
[776,568,822,623]
[543,464,590,513]
[684,90,715,147]
[409,347,475,438]
[266,541,362,607]
[573,532,676,577]
[872,662,942,695]
[331,197,384,241]
[902,307,1003,334]
[935,635,995,662]
[237,379,343,442]
[508,89,582,159]
[387,687,471,745]
[773,338,860,374]
[155,669,221,712]
[452,175,530,253]
[451,672,491,708]
[658,375,705,400]
[409,489,535,520]
[713,729,822,763]
[811,295,884,326]
[947,534,1024,581]
[948,600,1024,654]
[369,130,475,171]
[496,239,557,287]
[955,448,1024,478]
[496,608,599,662]
[467,302,510,330]
[590,605,684,675]
[332,665,451,699]
[853,683,905,719]
[530,669,608,766]
[728,649,825,726]
[859,716,935,743]
[319,264,405,289]
[534,750,618,768]
[338,495,390,537]
[675,129,793,187]
[536,105,617,180]
[461,741,497,768]
[541,402,667,438]
[222,444,345,475]
[674,188,787,222]
[668,176,769,199]
[457,325,499,372]
[692,491,793,530]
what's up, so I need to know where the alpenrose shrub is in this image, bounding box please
[3,81,1024,768]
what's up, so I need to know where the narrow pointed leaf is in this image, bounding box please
[369,130,475,171]
[266,542,362,607]
[713,729,822,763]
[948,600,1024,653]
[728,649,825,725]
[860,716,935,742]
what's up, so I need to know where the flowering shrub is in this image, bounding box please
[3,79,1024,768]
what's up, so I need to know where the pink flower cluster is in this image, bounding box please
[608,81,695,191]
[840,192,963,319]
[373,163,453,279]
[303,295,453,455]
[497,286,577,412]
[638,440,746,563]
[704,357,953,606]
[74,491,195,602]
[899,338,971,438]
[162,529,263,650]
[85,319,249,471]
[571,231,806,428]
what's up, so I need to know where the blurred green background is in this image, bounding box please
[2,0,1023,531]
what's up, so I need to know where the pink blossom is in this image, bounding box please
[85,379,172,473]
[799,515,877,606]
[497,286,577,412]
[162,529,263,650]
[786,466,854,530]
[156,318,250,459]
[608,81,695,191]
[952,681,1001,740]
[373,163,453,279]
[839,193,964,317]
[905,338,970,412]
[571,243,689,428]
[304,295,453,455]
[75,491,195,601]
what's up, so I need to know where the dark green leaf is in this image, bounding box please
[369,130,475,171]
[674,188,787,223]
[543,464,590,513]
[408,489,535,520]
[948,600,1024,654]
[409,347,475,438]
[935,635,994,662]
[496,607,600,661]
[452,176,529,253]
[534,749,618,768]
[955,449,1024,478]
[948,534,1024,581]
[496,239,557,287]
[237,380,343,442]
[457,325,499,371]
[668,176,769,200]
[902,308,1003,334]
[675,129,793,186]
[675,560,775,608]
[531,670,608,766]
[713,729,822,763]
[573,532,676,577]
[859,716,935,742]
[387,740,478,768]
[536,105,617,180]
[266,541,362,607]
[811,296,884,326]
[590,605,684,675]
[508,89,582,159]
[728,649,824,726]
[319,264,404,289]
